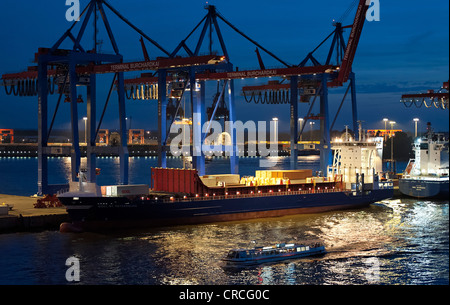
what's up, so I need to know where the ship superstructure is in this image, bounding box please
[327,126,387,192]
[399,123,449,198]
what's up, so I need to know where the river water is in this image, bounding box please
[0,156,448,285]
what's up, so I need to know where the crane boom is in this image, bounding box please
[1,53,226,81]
[334,0,369,86]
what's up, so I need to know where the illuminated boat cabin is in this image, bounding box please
[224,242,326,265]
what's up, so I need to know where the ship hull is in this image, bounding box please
[59,189,393,232]
[399,178,449,199]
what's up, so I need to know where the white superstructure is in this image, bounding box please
[327,124,385,191]
[404,124,449,178]
[328,137,383,189]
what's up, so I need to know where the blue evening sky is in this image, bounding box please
[0,0,448,134]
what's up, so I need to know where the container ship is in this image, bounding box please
[399,123,449,199]
[58,136,394,232]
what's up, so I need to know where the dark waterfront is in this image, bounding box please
[0,156,448,285]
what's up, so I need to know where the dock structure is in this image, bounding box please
[0,194,68,232]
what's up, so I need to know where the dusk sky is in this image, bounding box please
[0,0,448,135]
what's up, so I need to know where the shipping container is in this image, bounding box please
[151,168,200,195]
[256,170,313,180]
[102,184,149,197]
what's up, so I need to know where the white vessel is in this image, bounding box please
[399,122,449,199]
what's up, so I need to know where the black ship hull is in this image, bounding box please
[59,188,393,232]
[399,178,449,199]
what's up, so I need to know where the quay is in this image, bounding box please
[0,143,298,158]
[0,143,161,157]
[0,194,68,233]
[0,143,300,157]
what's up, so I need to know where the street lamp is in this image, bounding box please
[383,118,389,140]
[83,117,88,144]
[309,121,315,141]
[389,121,396,133]
[413,118,419,138]
[389,121,396,172]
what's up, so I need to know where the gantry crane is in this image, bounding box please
[1,0,226,194]
[241,0,370,173]
[122,4,339,176]
[400,81,449,110]
[1,0,371,194]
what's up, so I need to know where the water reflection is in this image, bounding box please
[107,199,443,285]
[123,199,446,284]
[1,198,447,285]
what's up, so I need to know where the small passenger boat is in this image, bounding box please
[223,241,326,265]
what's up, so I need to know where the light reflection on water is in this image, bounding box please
[2,198,447,285]
[0,200,447,284]
[0,157,448,285]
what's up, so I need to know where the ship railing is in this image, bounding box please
[160,187,348,203]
